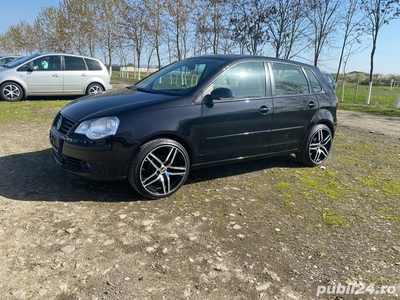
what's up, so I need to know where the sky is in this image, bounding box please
[1,0,399,75]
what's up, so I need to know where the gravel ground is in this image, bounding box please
[0,109,400,300]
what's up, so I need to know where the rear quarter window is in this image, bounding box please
[85,58,102,71]
[305,68,322,93]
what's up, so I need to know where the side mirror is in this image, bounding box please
[210,87,234,100]
[29,65,38,71]
[203,87,234,107]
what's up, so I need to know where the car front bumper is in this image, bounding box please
[50,129,139,181]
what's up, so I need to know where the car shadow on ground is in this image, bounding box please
[0,148,302,203]
[26,95,81,101]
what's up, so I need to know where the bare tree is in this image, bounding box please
[334,0,364,83]
[0,21,36,55]
[264,0,310,59]
[305,0,342,66]
[230,0,273,55]
[95,0,125,72]
[142,0,165,69]
[62,0,99,57]
[122,0,148,80]
[34,5,72,52]
[163,0,195,61]
[360,0,400,104]
[195,0,231,55]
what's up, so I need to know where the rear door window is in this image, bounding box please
[270,62,309,96]
[65,56,86,71]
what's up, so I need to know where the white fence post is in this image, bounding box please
[120,66,158,78]
[395,94,400,108]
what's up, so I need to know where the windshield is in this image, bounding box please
[5,53,40,68]
[135,57,227,96]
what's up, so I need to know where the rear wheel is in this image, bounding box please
[128,138,190,199]
[86,83,104,95]
[0,82,23,101]
[297,124,332,166]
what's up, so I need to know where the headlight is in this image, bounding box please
[75,116,120,140]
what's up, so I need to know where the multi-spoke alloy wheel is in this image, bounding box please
[87,83,104,95]
[0,82,23,101]
[129,139,190,199]
[297,124,332,166]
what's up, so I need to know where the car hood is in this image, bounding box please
[61,87,183,121]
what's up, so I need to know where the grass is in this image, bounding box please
[111,70,149,84]
[0,100,69,124]
[335,81,400,117]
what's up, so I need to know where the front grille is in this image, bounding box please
[55,113,76,134]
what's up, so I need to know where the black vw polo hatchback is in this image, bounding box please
[50,55,338,199]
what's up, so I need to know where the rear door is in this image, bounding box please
[268,62,319,153]
[63,55,88,94]
[199,60,273,163]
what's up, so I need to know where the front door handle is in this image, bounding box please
[259,105,271,114]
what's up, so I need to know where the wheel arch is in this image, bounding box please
[133,133,194,166]
[308,109,336,138]
[85,81,106,94]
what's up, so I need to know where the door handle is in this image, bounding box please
[308,101,316,108]
[259,105,271,114]
[53,74,59,77]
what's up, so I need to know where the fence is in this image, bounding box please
[119,66,158,79]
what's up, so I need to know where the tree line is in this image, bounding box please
[0,0,399,103]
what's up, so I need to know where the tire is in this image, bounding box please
[0,82,23,101]
[86,83,104,95]
[128,138,190,199]
[296,124,332,167]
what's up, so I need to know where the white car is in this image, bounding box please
[0,55,22,66]
[0,53,112,101]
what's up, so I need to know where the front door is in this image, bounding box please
[199,61,273,163]
[26,55,63,94]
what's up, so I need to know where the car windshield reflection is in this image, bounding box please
[135,58,227,96]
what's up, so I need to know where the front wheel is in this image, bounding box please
[0,82,23,101]
[128,138,190,199]
[296,124,332,167]
[86,83,104,95]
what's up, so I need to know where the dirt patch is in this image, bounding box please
[337,110,400,138]
[0,110,400,299]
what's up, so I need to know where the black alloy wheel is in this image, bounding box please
[128,138,190,199]
[297,124,332,166]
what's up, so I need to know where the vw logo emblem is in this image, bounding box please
[56,116,62,130]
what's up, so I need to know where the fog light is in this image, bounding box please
[81,161,91,171]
